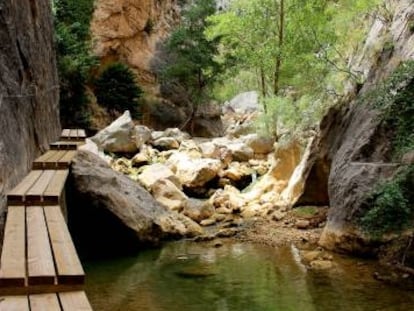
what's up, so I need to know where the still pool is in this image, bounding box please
[84,241,414,311]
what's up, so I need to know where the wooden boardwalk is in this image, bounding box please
[0,130,92,310]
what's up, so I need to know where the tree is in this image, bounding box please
[206,0,333,100]
[54,0,96,128]
[95,63,143,118]
[158,0,224,131]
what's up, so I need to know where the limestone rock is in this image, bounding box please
[223,91,260,114]
[199,141,221,158]
[0,0,60,219]
[91,0,180,92]
[131,152,150,168]
[138,163,181,190]
[151,179,188,212]
[70,151,202,245]
[175,157,222,188]
[310,260,333,270]
[241,134,275,154]
[163,128,191,142]
[227,142,254,162]
[316,98,403,253]
[91,111,137,153]
[134,125,152,148]
[152,137,180,150]
[183,199,215,223]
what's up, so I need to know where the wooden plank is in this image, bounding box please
[34,151,68,170]
[27,207,56,285]
[59,291,92,311]
[0,296,30,310]
[77,129,86,138]
[33,151,57,163]
[44,206,85,285]
[25,171,55,204]
[0,206,26,287]
[43,170,69,205]
[57,151,76,168]
[69,130,78,139]
[61,129,70,137]
[33,151,61,170]
[7,171,43,205]
[29,294,61,311]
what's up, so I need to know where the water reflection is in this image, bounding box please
[85,241,414,311]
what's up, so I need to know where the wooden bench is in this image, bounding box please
[60,129,86,142]
[0,205,85,295]
[0,291,92,310]
[50,141,84,151]
[7,170,68,206]
[32,151,77,170]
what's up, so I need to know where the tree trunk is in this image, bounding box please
[274,0,284,95]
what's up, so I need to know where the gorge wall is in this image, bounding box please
[90,0,180,95]
[0,1,60,227]
[317,0,414,253]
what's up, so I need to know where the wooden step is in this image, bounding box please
[60,129,86,142]
[0,292,93,311]
[33,150,76,170]
[50,141,84,151]
[7,170,68,206]
[0,206,85,295]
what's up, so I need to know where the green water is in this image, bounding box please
[84,241,414,311]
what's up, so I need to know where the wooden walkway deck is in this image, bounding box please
[0,129,93,310]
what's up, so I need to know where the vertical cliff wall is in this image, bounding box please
[0,1,60,224]
[90,0,180,94]
[318,0,414,253]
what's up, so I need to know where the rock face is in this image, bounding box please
[91,0,180,93]
[69,151,202,252]
[0,1,60,224]
[91,111,138,153]
[318,0,414,253]
[318,103,400,253]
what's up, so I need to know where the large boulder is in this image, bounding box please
[137,163,181,190]
[151,179,188,212]
[91,111,138,153]
[223,91,260,114]
[182,199,215,223]
[241,134,275,155]
[227,142,254,162]
[69,151,202,248]
[134,125,152,149]
[172,155,222,188]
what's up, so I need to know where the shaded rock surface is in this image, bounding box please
[69,151,202,254]
[91,111,138,153]
[0,1,60,228]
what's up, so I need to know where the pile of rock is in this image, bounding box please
[79,111,320,243]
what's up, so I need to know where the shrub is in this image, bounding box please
[94,63,143,118]
[359,165,414,237]
[363,61,414,157]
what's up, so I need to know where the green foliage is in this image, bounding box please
[159,0,224,106]
[54,0,96,128]
[360,165,414,237]
[363,61,414,156]
[256,94,325,137]
[95,63,143,118]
